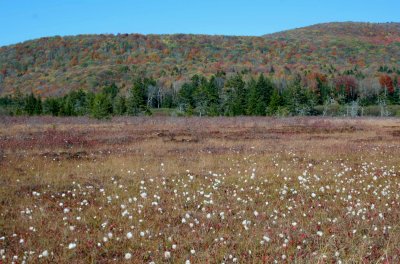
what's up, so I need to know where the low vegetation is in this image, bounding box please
[1,116,400,263]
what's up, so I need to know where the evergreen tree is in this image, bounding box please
[72,89,89,115]
[114,95,127,115]
[24,93,38,115]
[102,83,119,100]
[13,88,25,115]
[192,76,221,116]
[34,96,43,115]
[177,83,195,112]
[205,79,221,116]
[60,95,75,116]
[85,91,96,114]
[91,92,113,119]
[224,74,247,116]
[316,77,331,104]
[246,78,258,115]
[161,90,176,108]
[127,78,147,115]
[43,98,61,116]
[58,90,89,116]
[285,77,315,116]
[246,74,274,115]
[393,79,400,105]
[268,89,283,115]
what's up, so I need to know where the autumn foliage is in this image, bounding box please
[0,22,399,98]
[379,74,394,94]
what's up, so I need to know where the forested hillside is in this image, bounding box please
[0,22,399,96]
[0,22,400,117]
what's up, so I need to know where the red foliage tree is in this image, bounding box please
[334,75,358,101]
[379,74,394,94]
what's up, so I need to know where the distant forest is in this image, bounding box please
[1,22,400,117]
[1,69,400,118]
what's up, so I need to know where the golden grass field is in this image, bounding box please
[1,116,400,263]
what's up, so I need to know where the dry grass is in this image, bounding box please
[1,116,400,263]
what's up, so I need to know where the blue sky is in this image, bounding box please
[1,0,399,46]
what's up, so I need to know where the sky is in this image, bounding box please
[0,0,399,46]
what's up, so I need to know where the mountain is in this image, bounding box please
[0,22,399,97]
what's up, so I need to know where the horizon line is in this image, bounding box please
[1,21,399,48]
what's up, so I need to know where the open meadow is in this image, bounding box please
[1,116,400,263]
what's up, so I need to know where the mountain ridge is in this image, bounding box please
[2,21,399,48]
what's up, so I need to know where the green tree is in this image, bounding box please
[58,90,88,116]
[127,78,147,115]
[315,76,331,104]
[70,89,90,115]
[114,95,127,115]
[247,74,274,115]
[60,95,75,116]
[34,96,43,115]
[267,89,283,115]
[246,78,258,115]
[13,88,25,115]
[177,83,195,112]
[24,93,38,115]
[91,93,113,119]
[43,98,61,116]
[192,75,221,116]
[85,91,96,113]
[161,89,176,108]
[284,77,316,116]
[102,83,119,100]
[223,74,247,116]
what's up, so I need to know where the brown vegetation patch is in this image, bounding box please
[41,151,91,161]
[1,116,400,263]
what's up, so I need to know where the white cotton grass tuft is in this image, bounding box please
[263,235,271,242]
[68,243,76,249]
[164,251,171,259]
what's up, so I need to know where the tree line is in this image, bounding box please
[1,71,399,118]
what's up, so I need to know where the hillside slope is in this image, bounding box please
[0,22,399,96]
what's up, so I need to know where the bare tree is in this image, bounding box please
[349,101,359,117]
[146,85,158,108]
[378,98,390,117]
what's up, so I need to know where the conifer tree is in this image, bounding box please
[246,78,258,115]
[246,74,274,115]
[127,78,147,115]
[34,96,43,115]
[224,74,246,116]
[91,92,113,119]
[24,93,38,115]
[102,83,119,100]
[268,89,282,115]
[114,95,127,115]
